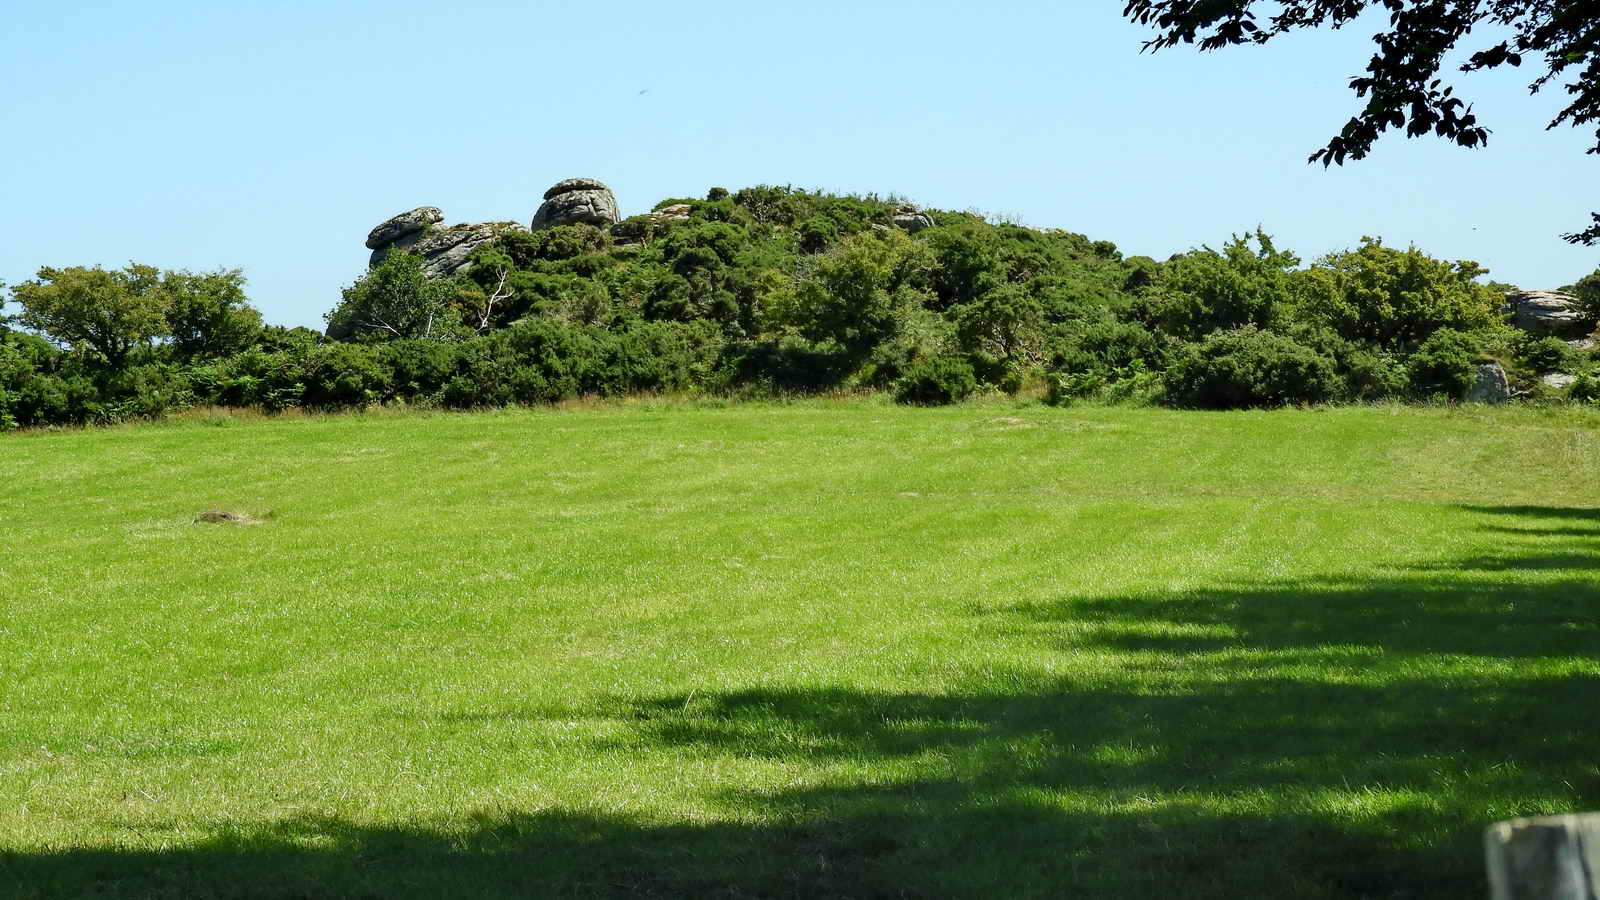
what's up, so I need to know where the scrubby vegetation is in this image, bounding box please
[5,185,1599,430]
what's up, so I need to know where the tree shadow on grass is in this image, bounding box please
[1001,503,1599,661]
[5,505,1597,899]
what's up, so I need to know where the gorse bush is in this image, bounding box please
[1297,238,1502,348]
[0,183,1559,427]
[1513,333,1580,374]
[1406,328,1486,399]
[1141,230,1299,341]
[894,354,979,405]
[1164,327,1342,409]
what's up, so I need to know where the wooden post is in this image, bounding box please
[1485,813,1600,900]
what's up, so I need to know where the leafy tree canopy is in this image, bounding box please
[325,252,462,342]
[8,264,169,367]
[164,268,262,360]
[1123,0,1600,243]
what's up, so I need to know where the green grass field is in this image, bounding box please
[2,400,1598,898]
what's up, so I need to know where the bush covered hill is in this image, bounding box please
[4,183,1600,430]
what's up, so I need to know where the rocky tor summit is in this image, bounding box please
[361,178,625,283]
[353,179,1593,404]
[359,178,936,283]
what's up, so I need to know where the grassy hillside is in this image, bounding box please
[3,401,1598,898]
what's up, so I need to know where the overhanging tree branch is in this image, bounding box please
[1123,0,1600,244]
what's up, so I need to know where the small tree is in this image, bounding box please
[325,252,460,342]
[8,264,169,367]
[1123,0,1600,244]
[164,268,262,360]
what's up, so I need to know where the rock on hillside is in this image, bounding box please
[1508,290,1591,337]
[532,178,620,230]
[364,207,528,280]
[369,220,527,279]
[892,205,934,233]
[1465,362,1511,403]
[365,207,443,250]
[360,179,626,282]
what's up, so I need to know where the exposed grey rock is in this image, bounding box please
[532,178,620,230]
[1543,372,1578,391]
[543,178,610,201]
[1508,290,1591,337]
[371,221,528,278]
[365,207,443,250]
[1465,362,1511,403]
[892,205,933,234]
[653,203,692,221]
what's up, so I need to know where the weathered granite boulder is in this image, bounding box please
[892,205,934,234]
[1508,290,1591,337]
[1542,372,1578,391]
[365,207,443,250]
[370,220,528,278]
[1465,362,1511,403]
[532,178,620,230]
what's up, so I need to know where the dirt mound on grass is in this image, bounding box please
[194,510,267,525]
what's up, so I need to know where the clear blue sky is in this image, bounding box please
[3,0,1594,329]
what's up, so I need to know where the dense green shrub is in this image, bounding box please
[924,222,1003,310]
[1164,327,1341,408]
[1513,334,1579,374]
[780,230,932,361]
[95,362,193,422]
[300,343,392,408]
[1406,328,1486,399]
[894,355,978,405]
[9,183,1579,431]
[0,330,99,428]
[1570,373,1600,403]
[1285,325,1407,400]
[1140,231,1300,341]
[1297,238,1501,348]
[797,217,837,254]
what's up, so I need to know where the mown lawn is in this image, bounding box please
[1,400,1597,898]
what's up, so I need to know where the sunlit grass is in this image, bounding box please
[2,400,1597,898]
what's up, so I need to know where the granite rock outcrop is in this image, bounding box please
[1507,290,1590,337]
[531,178,620,230]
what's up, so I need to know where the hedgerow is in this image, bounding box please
[4,183,1595,427]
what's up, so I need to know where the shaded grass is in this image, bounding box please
[1,401,1597,898]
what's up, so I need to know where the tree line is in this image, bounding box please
[4,185,1599,431]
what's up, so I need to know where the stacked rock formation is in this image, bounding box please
[1507,290,1590,337]
[892,205,934,234]
[531,178,620,230]
[365,207,442,251]
[365,206,526,279]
